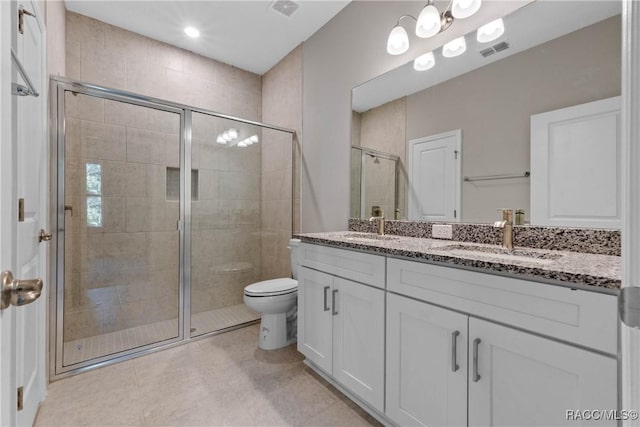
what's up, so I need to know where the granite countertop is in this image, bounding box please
[295,231,621,293]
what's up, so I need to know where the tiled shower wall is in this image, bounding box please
[260,46,302,280]
[63,12,297,341]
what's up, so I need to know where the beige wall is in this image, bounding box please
[45,0,66,77]
[66,11,261,121]
[302,1,526,232]
[260,46,302,280]
[406,16,621,223]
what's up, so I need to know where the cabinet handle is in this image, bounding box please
[451,330,460,372]
[473,338,481,382]
[332,289,338,315]
[323,286,330,311]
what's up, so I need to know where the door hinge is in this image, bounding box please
[18,198,24,222]
[176,220,184,231]
[619,287,640,329]
[454,150,459,159]
[17,386,23,411]
[454,209,457,218]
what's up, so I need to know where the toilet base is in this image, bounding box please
[258,313,295,350]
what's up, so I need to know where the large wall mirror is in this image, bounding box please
[351,1,621,227]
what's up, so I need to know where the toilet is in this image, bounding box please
[243,239,300,350]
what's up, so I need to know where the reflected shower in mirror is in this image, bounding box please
[350,146,399,220]
[351,1,621,226]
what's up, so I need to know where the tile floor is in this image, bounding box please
[36,324,380,427]
[63,304,259,366]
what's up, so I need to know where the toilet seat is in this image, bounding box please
[244,278,298,297]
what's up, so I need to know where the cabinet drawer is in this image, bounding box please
[299,243,385,289]
[387,258,617,354]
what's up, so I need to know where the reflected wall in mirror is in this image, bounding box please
[351,1,621,226]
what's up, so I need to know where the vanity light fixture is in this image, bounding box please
[184,26,200,38]
[442,36,466,57]
[387,0,480,55]
[414,51,435,71]
[477,18,504,43]
[451,0,482,19]
[387,20,410,55]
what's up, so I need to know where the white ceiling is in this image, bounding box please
[64,0,351,75]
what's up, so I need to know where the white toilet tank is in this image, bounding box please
[289,239,301,279]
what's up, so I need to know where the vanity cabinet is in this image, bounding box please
[297,265,385,412]
[297,242,619,426]
[387,293,617,427]
[386,293,468,426]
[468,318,617,427]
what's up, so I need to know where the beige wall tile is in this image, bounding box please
[66,93,105,122]
[102,161,147,197]
[80,121,126,161]
[126,128,168,165]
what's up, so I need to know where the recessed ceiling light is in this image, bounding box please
[184,26,200,38]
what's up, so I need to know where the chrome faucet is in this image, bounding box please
[369,210,385,236]
[494,209,514,250]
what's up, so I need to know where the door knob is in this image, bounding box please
[38,229,52,242]
[1,270,43,310]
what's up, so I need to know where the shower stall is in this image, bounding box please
[49,77,295,377]
[350,146,399,219]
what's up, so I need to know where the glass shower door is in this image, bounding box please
[60,91,183,367]
[189,112,294,337]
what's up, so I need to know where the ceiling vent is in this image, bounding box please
[271,0,300,17]
[479,40,510,58]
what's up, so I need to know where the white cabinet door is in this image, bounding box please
[531,96,621,228]
[386,294,468,427]
[408,130,461,222]
[332,278,385,412]
[469,318,618,427]
[297,266,334,374]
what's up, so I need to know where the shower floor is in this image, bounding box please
[63,303,259,366]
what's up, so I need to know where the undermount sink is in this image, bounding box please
[440,244,563,262]
[343,233,399,241]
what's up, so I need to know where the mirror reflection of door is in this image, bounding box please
[408,130,461,222]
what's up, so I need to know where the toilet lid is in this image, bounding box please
[244,278,298,297]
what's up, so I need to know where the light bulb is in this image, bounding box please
[415,4,441,38]
[387,25,409,55]
[184,26,200,38]
[414,51,435,71]
[452,0,481,19]
[216,136,226,144]
[442,36,466,58]
[228,128,238,139]
[477,18,504,43]
[237,141,248,148]
[249,135,259,143]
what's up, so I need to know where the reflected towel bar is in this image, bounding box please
[464,171,530,182]
[11,48,39,97]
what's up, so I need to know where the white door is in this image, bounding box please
[530,96,621,229]
[468,318,617,427]
[386,294,468,427]
[0,1,48,426]
[332,278,384,412]
[408,130,461,222]
[297,266,334,374]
